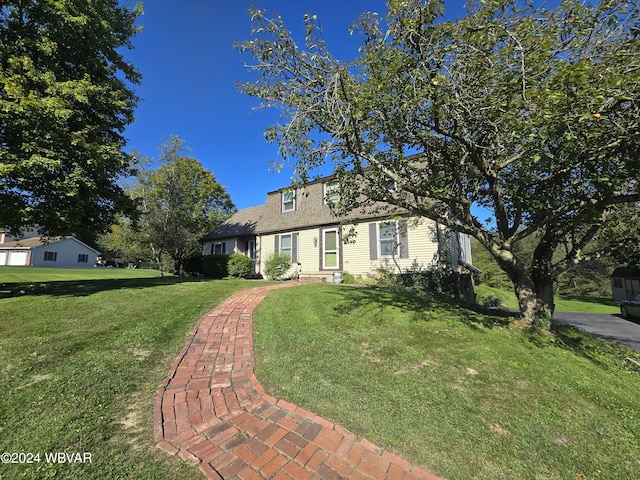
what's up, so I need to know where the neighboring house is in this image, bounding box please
[611,267,640,302]
[0,234,100,268]
[203,176,476,299]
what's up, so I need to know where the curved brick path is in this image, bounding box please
[154,283,443,480]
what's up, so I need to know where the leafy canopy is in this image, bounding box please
[236,0,640,325]
[132,136,236,275]
[0,0,142,239]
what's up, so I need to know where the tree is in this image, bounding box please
[236,0,640,328]
[0,0,142,240]
[132,136,236,275]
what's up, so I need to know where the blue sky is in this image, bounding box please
[121,1,467,211]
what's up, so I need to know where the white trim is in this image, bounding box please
[378,221,399,258]
[323,181,339,205]
[279,233,293,259]
[322,228,339,269]
[282,190,295,212]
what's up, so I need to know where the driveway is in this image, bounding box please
[552,311,640,352]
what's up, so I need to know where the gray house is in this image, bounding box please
[0,235,100,267]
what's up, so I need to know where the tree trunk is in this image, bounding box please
[513,278,555,329]
[173,258,181,276]
[486,241,555,330]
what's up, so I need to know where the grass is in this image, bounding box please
[0,267,264,479]
[253,283,640,480]
[475,283,619,314]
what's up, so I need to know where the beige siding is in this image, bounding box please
[342,218,441,276]
[298,229,320,272]
[202,239,236,255]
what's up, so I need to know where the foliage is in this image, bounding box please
[341,272,357,284]
[595,202,640,267]
[264,252,291,280]
[476,292,507,309]
[182,254,204,276]
[0,0,142,239]
[236,0,640,328]
[96,216,155,267]
[399,266,458,297]
[227,253,253,279]
[202,254,229,278]
[131,136,236,275]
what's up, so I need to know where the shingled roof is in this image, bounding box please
[202,205,264,240]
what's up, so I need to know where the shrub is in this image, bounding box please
[264,253,291,280]
[476,293,507,309]
[227,254,253,279]
[202,254,229,279]
[399,266,459,298]
[183,255,204,276]
[374,267,404,291]
[341,272,357,284]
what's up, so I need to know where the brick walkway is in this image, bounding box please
[154,283,443,480]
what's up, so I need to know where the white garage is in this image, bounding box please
[0,236,100,268]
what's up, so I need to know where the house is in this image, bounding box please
[0,230,100,268]
[203,176,475,298]
[611,267,640,302]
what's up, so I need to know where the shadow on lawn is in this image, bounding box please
[0,276,225,298]
[327,285,515,329]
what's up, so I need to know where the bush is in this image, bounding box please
[183,255,204,276]
[264,253,291,280]
[202,254,229,279]
[341,272,357,284]
[227,254,253,279]
[399,266,458,297]
[476,293,506,309]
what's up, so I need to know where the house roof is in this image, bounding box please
[203,206,264,240]
[611,266,640,278]
[0,236,55,249]
[0,236,100,254]
[203,173,406,241]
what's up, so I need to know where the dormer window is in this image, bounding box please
[282,190,295,212]
[324,181,340,205]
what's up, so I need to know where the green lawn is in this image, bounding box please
[0,267,263,479]
[475,283,619,314]
[253,283,640,480]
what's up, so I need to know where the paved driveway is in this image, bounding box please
[552,311,640,352]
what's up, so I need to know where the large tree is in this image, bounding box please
[133,136,236,275]
[236,0,640,328]
[0,0,142,240]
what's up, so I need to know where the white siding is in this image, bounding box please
[30,238,98,268]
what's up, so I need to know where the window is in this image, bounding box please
[44,251,57,262]
[77,254,89,263]
[279,234,292,259]
[378,222,398,258]
[324,181,340,205]
[613,278,623,288]
[211,242,226,254]
[323,229,339,269]
[282,190,295,212]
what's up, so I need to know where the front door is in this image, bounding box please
[248,240,257,274]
